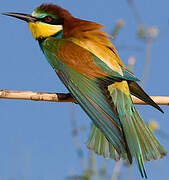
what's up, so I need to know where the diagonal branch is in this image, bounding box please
[0,89,169,105]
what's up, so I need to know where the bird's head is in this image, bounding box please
[2,4,73,39]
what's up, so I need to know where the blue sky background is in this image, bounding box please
[0,0,169,179]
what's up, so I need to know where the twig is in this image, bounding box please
[0,89,169,105]
[0,90,75,102]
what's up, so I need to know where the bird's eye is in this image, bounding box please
[44,16,53,23]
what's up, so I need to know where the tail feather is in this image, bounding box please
[86,124,120,161]
[109,81,167,177]
[87,81,166,178]
[132,110,167,161]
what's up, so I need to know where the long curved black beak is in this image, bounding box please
[1,12,37,22]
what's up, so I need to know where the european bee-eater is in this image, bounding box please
[2,4,167,178]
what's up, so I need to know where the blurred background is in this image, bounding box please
[0,0,169,179]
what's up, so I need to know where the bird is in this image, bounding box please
[1,4,167,178]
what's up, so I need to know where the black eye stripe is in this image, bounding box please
[39,16,64,25]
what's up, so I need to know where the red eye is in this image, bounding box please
[44,16,52,23]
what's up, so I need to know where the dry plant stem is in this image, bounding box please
[142,38,152,87]
[0,90,169,105]
[70,103,86,170]
[127,0,143,25]
[132,96,169,105]
[0,90,75,102]
[111,159,123,180]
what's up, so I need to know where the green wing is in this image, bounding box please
[40,37,166,178]
[41,37,128,155]
[57,65,127,155]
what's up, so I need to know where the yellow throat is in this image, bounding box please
[28,22,63,39]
